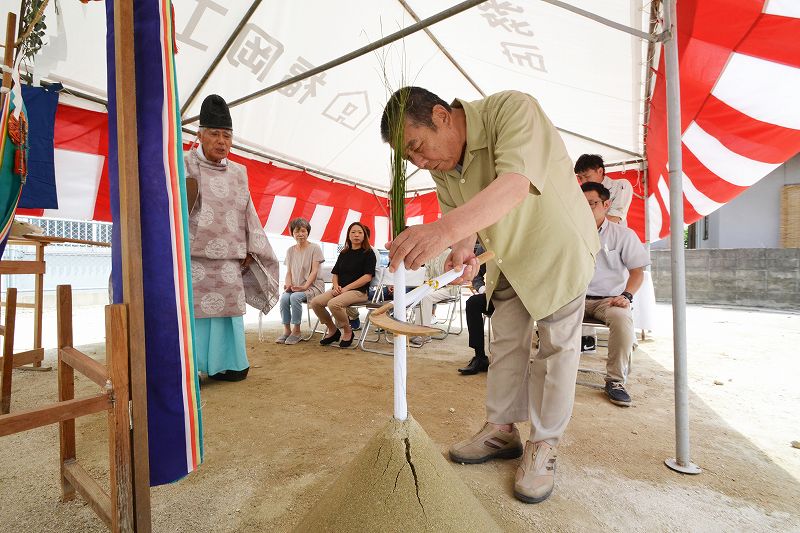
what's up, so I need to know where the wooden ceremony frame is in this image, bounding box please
[0,285,134,531]
[0,2,152,529]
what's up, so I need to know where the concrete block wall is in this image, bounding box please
[650,249,800,310]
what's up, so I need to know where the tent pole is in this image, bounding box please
[182,0,488,124]
[396,0,485,97]
[541,0,664,42]
[113,0,154,527]
[557,126,643,159]
[643,166,650,247]
[662,0,701,475]
[180,0,262,116]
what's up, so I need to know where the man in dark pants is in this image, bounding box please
[459,248,494,374]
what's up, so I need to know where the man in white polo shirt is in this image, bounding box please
[581,182,649,407]
[575,154,633,224]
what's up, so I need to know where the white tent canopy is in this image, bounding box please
[23,0,651,191]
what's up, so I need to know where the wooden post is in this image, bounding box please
[107,304,134,533]
[0,287,16,414]
[1,13,15,98]
[32,242,45,367]
[112,1,151,530]
[57,285,76,501]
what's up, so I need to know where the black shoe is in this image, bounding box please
[605,381,632,407]
[458,355,489,375]
[581,335,596,353]
[209,367,249,382]
[339,334,354,348]
[320,329,341,345]
[350,318,361,331]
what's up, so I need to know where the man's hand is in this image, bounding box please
[240,253,254,271]
[332,284,343,296]
[444,246,478,286]
[608,295,630,308]
[291,285,305,292]
[387,220,451,272]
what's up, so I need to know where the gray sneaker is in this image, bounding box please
[409,335,432,347]
[284,335,302,345]
[605,381,632,407]
[514,441,557,504]
[275,334,288,344]
[449,423,523,464]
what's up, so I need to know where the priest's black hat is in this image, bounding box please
[199,94,232,130]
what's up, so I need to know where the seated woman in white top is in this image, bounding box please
[276,218,325,345]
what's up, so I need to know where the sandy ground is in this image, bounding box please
[1,302,799,532]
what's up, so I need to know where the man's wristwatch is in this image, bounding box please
[621,291,633,303]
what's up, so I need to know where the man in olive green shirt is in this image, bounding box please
[383,87,599,504]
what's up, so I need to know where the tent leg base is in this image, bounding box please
[665,458,702,474]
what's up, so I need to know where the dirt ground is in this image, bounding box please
[1,303,799,532]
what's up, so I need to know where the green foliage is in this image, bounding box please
[22,0,48,60]
[387,88,410,239]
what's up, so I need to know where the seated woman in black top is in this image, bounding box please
[309,222,376,348]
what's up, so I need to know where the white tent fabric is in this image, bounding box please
[13,0,649,191]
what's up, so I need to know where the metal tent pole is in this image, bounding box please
[662,0,701,475]
[182,0,487,125]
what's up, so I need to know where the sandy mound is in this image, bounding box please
[295,415,500,532]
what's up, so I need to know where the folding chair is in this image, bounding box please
[357,270,396,356]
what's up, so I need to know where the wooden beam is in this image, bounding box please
[57,285,76,501]
[0,260,46,275]
[1,301,37,309]
[11,234,111,247]
[1,13,15,96]
[0,348,45,368]
[60,347,108,388]
[107,304,134,532]
[63,461,113,528]
[113,1,152,530]
[0,394,111,437]
[32,241,45,367]
[1,288,16,414]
